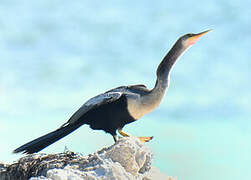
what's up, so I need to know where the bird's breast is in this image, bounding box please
[126,95,162,120]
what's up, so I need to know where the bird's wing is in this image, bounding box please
[127,84,150,95]
[63,87,138,126]
[107,84,149,93]
[128,84,147,89]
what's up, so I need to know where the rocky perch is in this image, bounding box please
[0,137,175,180]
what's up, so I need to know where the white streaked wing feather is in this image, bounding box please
[84,91,122,106]
[66,91,123,125]
[61,86,141,126]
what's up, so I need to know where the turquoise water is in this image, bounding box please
[0,1,251,179]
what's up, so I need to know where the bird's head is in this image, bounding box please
[179,30,211,48]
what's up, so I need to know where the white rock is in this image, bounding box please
[1,137,174,180]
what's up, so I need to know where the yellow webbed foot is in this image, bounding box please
[118,129,153,143]
[138,136,153,143]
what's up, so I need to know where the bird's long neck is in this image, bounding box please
[156,40,187,86]
[150,40,188,100]
[129,40,189,120]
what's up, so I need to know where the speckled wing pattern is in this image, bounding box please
[64,85,148,126]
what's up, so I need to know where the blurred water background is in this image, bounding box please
[0,1,251,180]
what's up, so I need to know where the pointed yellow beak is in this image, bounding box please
[195,29,212,37]
[187,29,211,45]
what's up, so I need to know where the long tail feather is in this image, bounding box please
[13,123,82,154]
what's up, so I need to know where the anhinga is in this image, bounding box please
[14,30,210,154]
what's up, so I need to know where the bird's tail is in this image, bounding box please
[13,122,82,154]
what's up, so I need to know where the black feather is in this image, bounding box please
[13,123,82,154]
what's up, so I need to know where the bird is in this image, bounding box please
[13,30,210,154]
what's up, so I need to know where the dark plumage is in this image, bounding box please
[13,30,210,154]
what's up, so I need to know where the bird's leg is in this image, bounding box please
[118,128,153,143]
[113,135,117,142]
[118,129,130,137]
